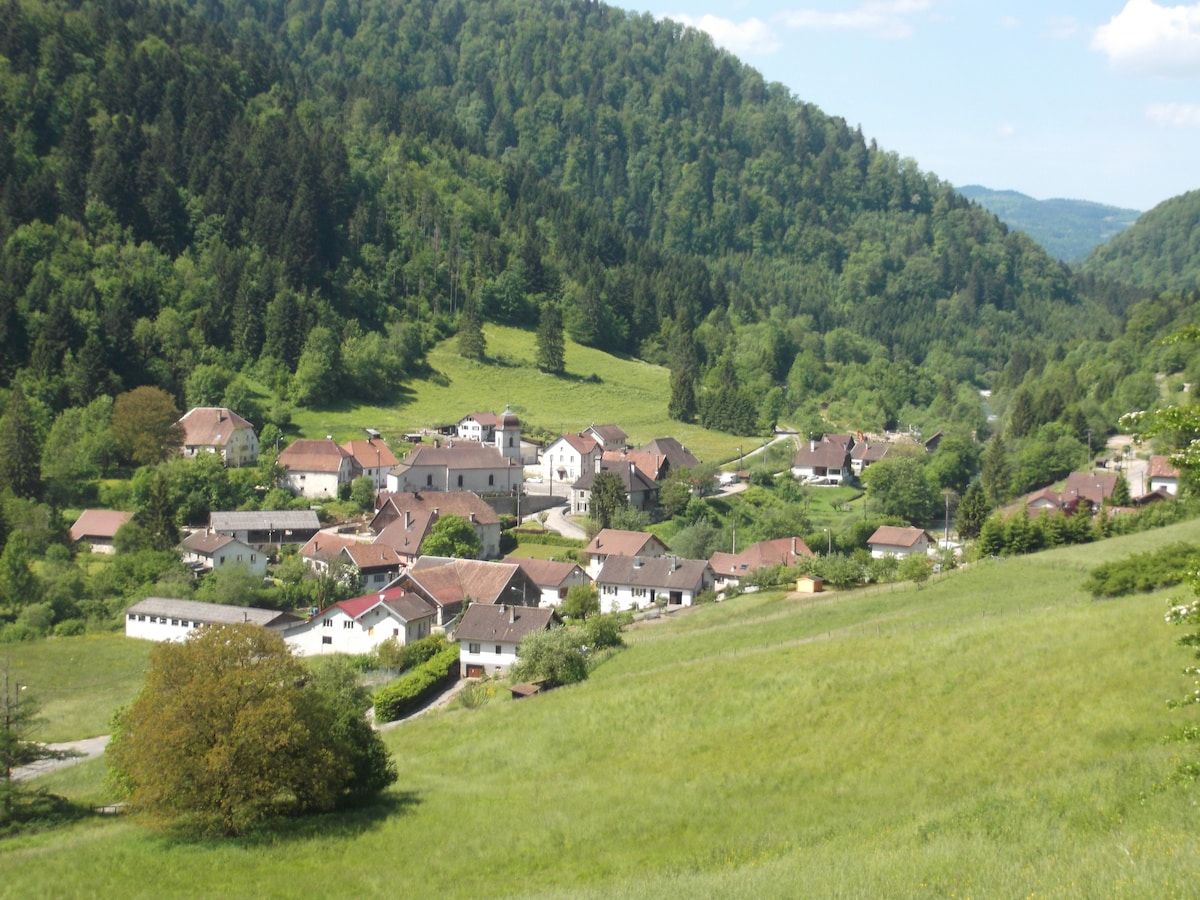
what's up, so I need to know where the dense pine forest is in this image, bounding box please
[1,0,1198,506]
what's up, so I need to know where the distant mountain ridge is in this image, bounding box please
[958,186,1141,263]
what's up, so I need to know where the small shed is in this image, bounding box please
[795,574,824,594]
[510,681,547,700]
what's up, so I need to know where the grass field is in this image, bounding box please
[290,325,753,464]
[6,523,1200,896]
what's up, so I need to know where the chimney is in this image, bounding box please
[509,605,516,624]
[404,511,411,529]
[792,537,798,556]
[433,508,440,517]
[634,556,642,568]
[810,440,815,452]
[671,556,678,572]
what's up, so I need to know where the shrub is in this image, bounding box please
[372,633,448,672]
[373,645,460,722]
[1085,542,1200,598]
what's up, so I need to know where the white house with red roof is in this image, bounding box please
[503,556,591,607]
[455,603,562,678]
[541,432,604,488]
[69,509,133,554]
[179,530,267,576]
[1149,456,1181,496]
[455,407,523,461]
[792,438,852,485]
[581,529,670,579]
[342,436,399,490]
[282,586,436,656]
[176,407,258,467]
[584,423,629,452]
[867,526,935,559]
[709,537,814,592]
[278,438,361,498]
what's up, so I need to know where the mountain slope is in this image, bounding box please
[958,185,1141,263]
[1082,190,1200,292]
[0,0,1120,440]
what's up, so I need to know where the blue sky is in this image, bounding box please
[613,1,1200,211]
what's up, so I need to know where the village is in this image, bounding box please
[65,403,1183,691]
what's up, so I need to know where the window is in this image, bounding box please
[426,474,433,486]
[457,474,464,487]
[494,645,502,655]
[343,620,353,629]
[488,474,494,486]
[323,618,333,627]
[468,642,481,654]
[393,628,399,637]
[322,635,332,645]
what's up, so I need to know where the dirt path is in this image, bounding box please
[12,735,110,781]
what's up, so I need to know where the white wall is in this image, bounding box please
[284,606,431,657]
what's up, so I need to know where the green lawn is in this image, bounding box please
[3,634,151,742]
[6,523,1200,895]
[290,325,754,464]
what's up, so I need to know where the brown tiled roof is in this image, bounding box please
[793,443,851,469]
[601,450,667,482]
[868,526,931,549]
[553,433,600,456]
[405,558,539,608]
[583,529,669,558]
[638,437,701,470]
[177,407,254,447]
[342,439,398,469]
[1150,456,1180,479]
[369,491,499,557]
[179,531,239,555]
[504,556,587,588]
[300,533,358,563]
[341,543,404,571]
[460,411,500,428]
[851,441,891,463]
[454,603,559,643]
[595,555,711,591]
[588,424,628,445]
[1062,471,1118,506]
[709,537,814,578]
[70,509,133,542]
[279,439,356,474]
[572,462,658,494]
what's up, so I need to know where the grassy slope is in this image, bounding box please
[7,523,1200,895]
[291,325,750,464]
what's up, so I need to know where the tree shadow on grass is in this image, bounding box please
[238,790,423,846]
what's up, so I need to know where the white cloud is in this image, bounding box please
[1147,101,1200,124]
[1092,0,1200,76]
[668,13,782,55]
[997,123,1017,138]
[777,1,933,39]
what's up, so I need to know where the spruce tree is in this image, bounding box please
[535,302,565,374]
[0,385,42,500]
[457,299,486,361]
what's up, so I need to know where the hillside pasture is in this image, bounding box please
[5,522,1200,895]
[290,325,752,463]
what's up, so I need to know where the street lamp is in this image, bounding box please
[823,528,831,554]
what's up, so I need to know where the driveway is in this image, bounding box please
[12,735,110,781]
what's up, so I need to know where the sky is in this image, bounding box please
[612,1,1200,211]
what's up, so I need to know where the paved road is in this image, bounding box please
[12,735,109,781]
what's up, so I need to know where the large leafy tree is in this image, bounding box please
[107,624,395,837]
[421,514,481,559]
[589,471,628,531]
[861,456,941,525]
[111,386,182,468]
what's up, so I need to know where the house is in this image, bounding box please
[638,437,701,474]
[1061,471,1119,512]
[179,531,267,577]
[454,407,522,461]
[282,586,435,657]
[792,439,852,485]
[850,440,891,476]
[278,439,361,499]
[124,597,299,642]
[709,537,814,593]
[584,423,629,452]
[387,442,523,495]
[371,490,503,562]
[594,555,714,612]
[867,526,935,559]
[601,449,669,483]
[455,603,561,678]
[795,574,824,594]
[541,432,603,488]
[503,556,591,607]
[298,532,405,591]
[209,510,321,549]
[388,557,542,628]
[581,529,670,579]
[570,462,659,517]
[176,407,258,467]
[1149,456,1181,496]
[342,436,399,491]
[69,509,133,554]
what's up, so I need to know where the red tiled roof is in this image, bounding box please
[1150,456,1180,479]
[399,443,520,469]
[709,537,814,578]
[454,603,558,643]
[504,556,587,588]
[70,509,133,542]
[342,439,398,469]
[583,529,669,558]
[279,439,356,474]
[868,526,931,548]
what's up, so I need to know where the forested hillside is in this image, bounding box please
[1083,190,1200,293]
[957,186,1140,263]
[0,0,1137,441]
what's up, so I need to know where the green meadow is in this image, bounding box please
[6,522,1200,896]
[290,325,749,464]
